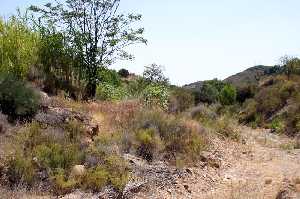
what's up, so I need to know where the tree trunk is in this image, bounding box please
[84,81,97,100]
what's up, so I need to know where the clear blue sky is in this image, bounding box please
[2,0,300,85]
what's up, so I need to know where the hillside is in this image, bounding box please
[224,65,272,88]
[184,65,272,91]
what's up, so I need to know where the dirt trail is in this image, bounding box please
[135,127,300,199]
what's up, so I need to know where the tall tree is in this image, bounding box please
[29,0,146,98]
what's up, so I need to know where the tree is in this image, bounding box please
[280,55,300,80]
[29,0,146,99]
[118,68,130,78]
[143,64,169,85]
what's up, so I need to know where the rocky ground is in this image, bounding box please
[1,96,300,199]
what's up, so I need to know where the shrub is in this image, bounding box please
[168,87,195,113]
[34,143,83,171]
[6,154,35,186]
[190,104,217,124]
[199,83,219,104]
[83,155,129,192]
[0,74,40,121]
[96,83,127,101]
[236,85,257,103]
[98,68,121,86]
[83,166,109,191]
[142,84,169,110]
[270,118,285,134]
[104,155,129,191]
[219,84,237,105]
[52,169,78,195]
[131,109,207,164]
[215,116,240,141]
[134,128,163,161]
[118,68,130,78]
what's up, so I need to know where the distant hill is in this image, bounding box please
[184,65,273,91]
[224,65,272,88]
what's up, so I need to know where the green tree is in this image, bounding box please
[29,0,146,99]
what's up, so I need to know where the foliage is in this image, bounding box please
[6,154,35,186]
[52,169,78,195]
[130,109,207,164]
[219,84,237,105]
[118,68,130,78]
[143,64,169,85]
[83,166,109,191]
[96,83,127,101]
[168,87,195,113]
[0,74,40,121]
[0,16,39,79]
[142,84,169,110]
[34,143,84,171]
[29,0,146,98]
[134,128,163,161]
[236,85,257,103]
[215,116,240,141]
[198,82,219,104]
[99,68,121,86]
[4,121,129,193]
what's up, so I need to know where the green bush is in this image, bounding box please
[199,83,219,104]
[96,83,127,101]
[142,84,169,110]
[34,143,84,170]
[0,74,40,121]
[219,85,237,105]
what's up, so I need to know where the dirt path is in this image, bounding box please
[134,127,300,199]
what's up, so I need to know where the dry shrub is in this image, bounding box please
[129,108,208,164]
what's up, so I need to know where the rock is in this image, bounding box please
[39,91,51,109]
[70,165,86,179]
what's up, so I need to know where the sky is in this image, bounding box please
[1,0,300,85]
